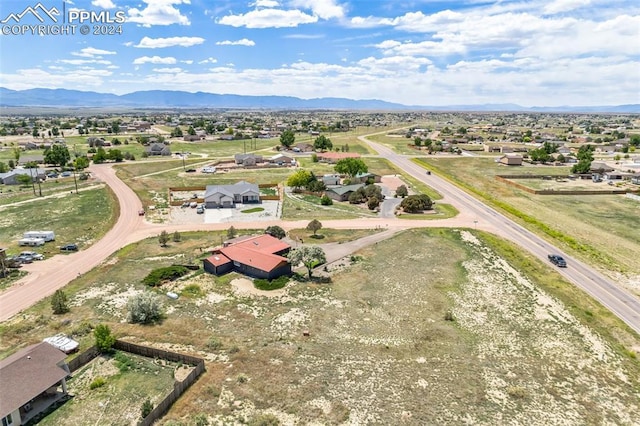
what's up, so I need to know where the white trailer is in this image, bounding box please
[23,231,55,242]
[18,237,46,247]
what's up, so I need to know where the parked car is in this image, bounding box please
[16,254,33,264]
[202,167,216,173]
[189,202,198,208]
[60,171,72,177]
[196,205,205,214]
[19,251,44,261]
[4,256,22,268]
[46,172,59,178]
[548,254,567,267]
[60,243,78,252]
[181,201,191,208]
[185,168,196,173]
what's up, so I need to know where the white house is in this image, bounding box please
[204,181,260,208]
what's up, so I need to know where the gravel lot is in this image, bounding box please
[169,200,280,225]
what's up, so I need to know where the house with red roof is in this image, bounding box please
[0,342,70,426]
[316,152,361,163]
[202,234,291,280]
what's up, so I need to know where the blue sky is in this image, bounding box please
[0,0,638,106]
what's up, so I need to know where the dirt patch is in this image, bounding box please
[230,277,286,298]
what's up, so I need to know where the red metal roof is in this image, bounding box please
[219,234,290,272]
[205,252,232,267]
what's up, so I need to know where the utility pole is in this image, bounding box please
[73,162,79,194]
[29,168,36,196]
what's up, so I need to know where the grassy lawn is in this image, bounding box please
[281,191,378,220]
[0,186,118,257]
[287,227,383,243]
[416,157,640,280]
[2,229,638,424]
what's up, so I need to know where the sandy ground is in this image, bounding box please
[169,201,280,225]
[230,278,286,298]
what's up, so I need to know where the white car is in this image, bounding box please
[19,251,44,260]
[202,166,216,173]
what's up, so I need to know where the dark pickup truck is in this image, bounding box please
[548,254,567,267]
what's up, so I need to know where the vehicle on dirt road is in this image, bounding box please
[60,243,79,252]
[548,254,567,267]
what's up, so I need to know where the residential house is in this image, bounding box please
[146,143,171,156]
[0,342,70,426]
[183,134,206,142]
[0,168,46,185]
[325,183,364,202]
[590,162,614,173]
[631,174,640,185]
[353,172,381,184]
[204,181,260,208]
[321,174,341,186]
[269,153,294,165]
[293,143,314,152]
[234,153,263,166]
[203,234,291,279]
[497,154,523,166]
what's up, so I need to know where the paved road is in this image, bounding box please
[360,133,640,336]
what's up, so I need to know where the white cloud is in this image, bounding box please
[152,67,184,73]
[127,0,191,27]
[198,57,218,64]
[135,36,205,48]
[132,56,177,64]
[289,0,345,20]
[283,34,325,39]
[58,59,112,65]
[217,8,317,28]
[544,0,591,14]
[71,47,117,57]
[91,0,116,9]
[253,0,279,6]
[182,60,193,64]
[215,38,256,46]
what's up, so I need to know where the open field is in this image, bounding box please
[1,229,638,425]
[417,157,640,285]
[0,186,118,257]
[281,191,379,220]
[287,228,382,243]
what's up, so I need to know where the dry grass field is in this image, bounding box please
[418,157,640,293]
[2,229,638,425]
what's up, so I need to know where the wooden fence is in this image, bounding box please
[64,340,205,426]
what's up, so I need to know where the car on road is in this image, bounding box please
[138,209,145,216]
[19,251,44,261]
[60,243,78,252]
[548,254,567,267]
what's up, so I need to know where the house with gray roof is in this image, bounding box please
[0,342,70,426]
[146,143,171,156]
[234,153,263,166]
[325,183,364,202]
[0,168,46,185]
[204,181,260,208]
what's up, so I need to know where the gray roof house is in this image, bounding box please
[146,143,171,156]
[322,174,341,186]
[204,181,261,208]
[0,342,70,426]
[0,168,47,185]
[325,183,364,202]
[234,153,263,166]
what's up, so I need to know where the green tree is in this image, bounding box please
[227,226,237,239]
[188,126,196,136]
[127,292,163,324]
[630,134,640,147]
[320,194,333,205]
[306,219,322,236]
[12,147,21,164]
[288,246,326,279]
[265,225,286,239]
[286,169,313,190]
[158,230,170,247]
[74,156,90,170]
[94,324,116,353]
[16,174,32,186]
[44,144,71,167]
[173,231,181,242]
[108,149,124,162]
[141,399,153,419]
[280,129,296,148]
[92,147,107,164]
[111,122,120,134]
[395,184,408,198]
[51,289,69,314]
[171,126,183,138]
[334,158,368,177]
[0,162,8,173]
[313,134,333,151]
[414,137,422,147]
[400,194,433,213]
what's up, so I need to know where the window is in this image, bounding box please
[2,414,13,426]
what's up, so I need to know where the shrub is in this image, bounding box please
[141,399,153,419]
[193,413,209,426]
[320,194,333,205]
[51,289,69,314]
[114,351,135,372]
[248,413,280,426]
[254,276,289,291]
[94,324,116,353]
[172,231,181,242]
[89,377,106,390]
[127,292,163,324]
[265,225,286,239]
[181,284,203,298]
[206,336,222,351]
[142,265,189,287]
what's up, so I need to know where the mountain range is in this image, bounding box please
[1,87,638,113]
